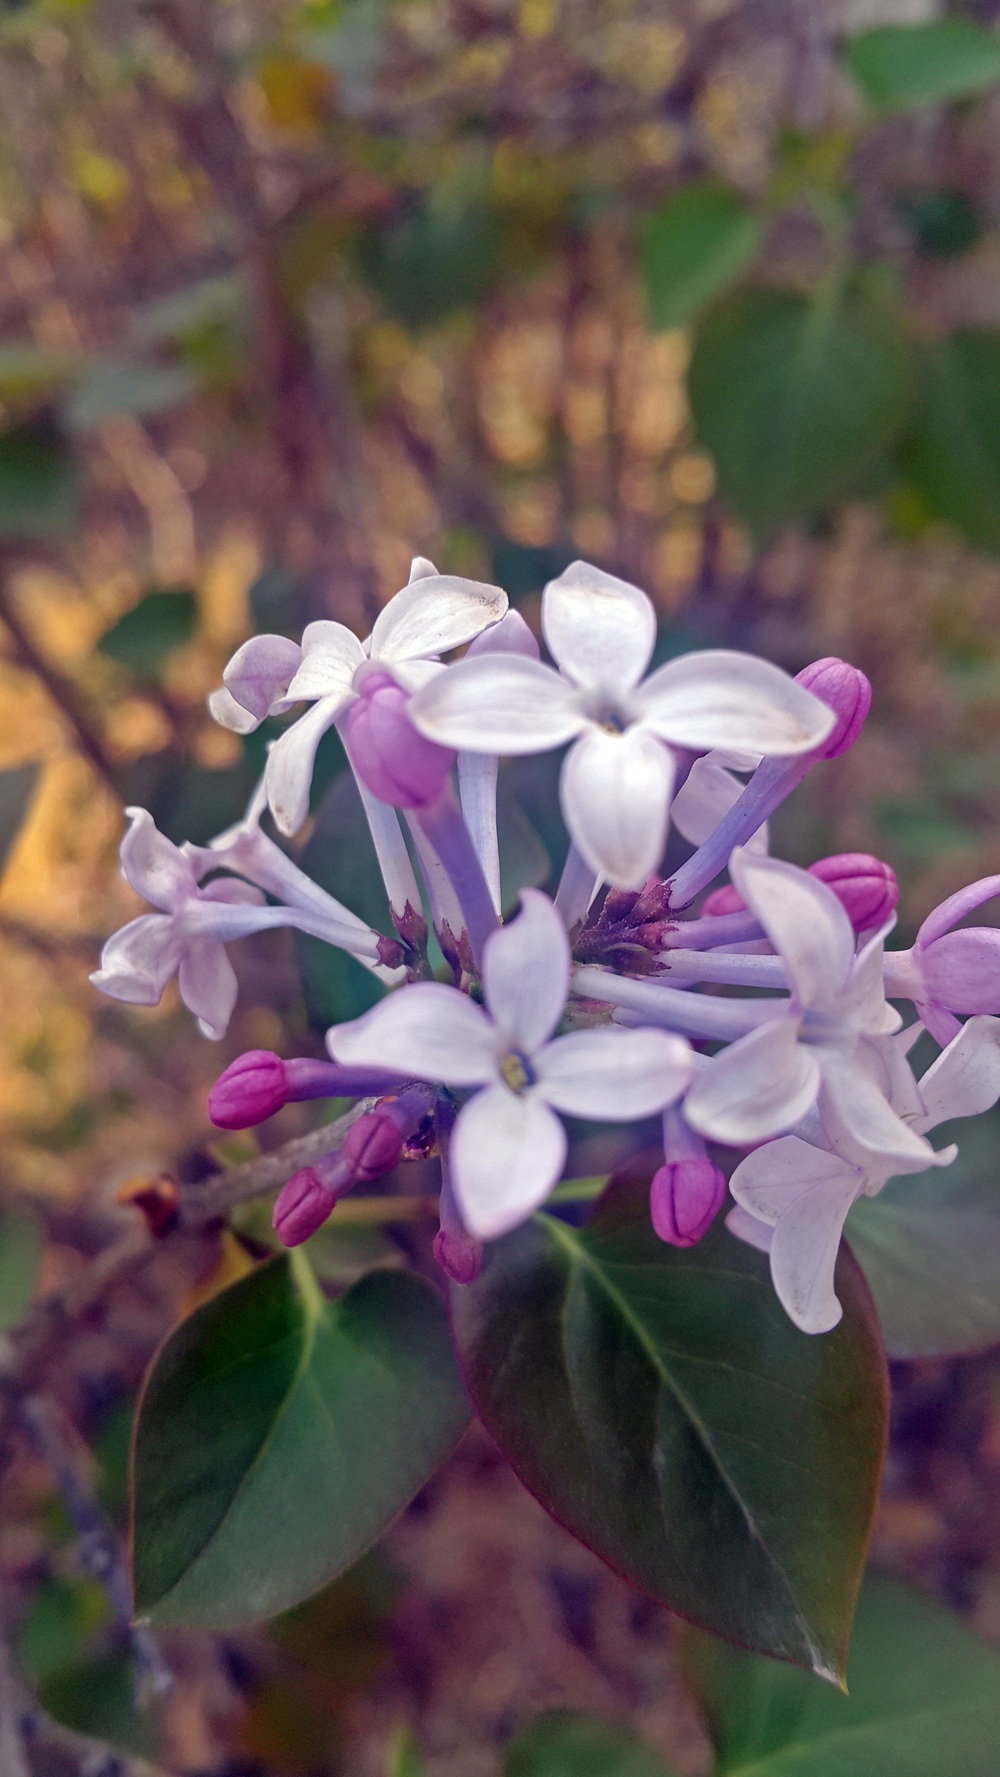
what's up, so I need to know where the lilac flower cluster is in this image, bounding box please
[93,561,1000,1334]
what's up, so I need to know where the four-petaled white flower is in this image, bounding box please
[409,561,833,890]
[684,847,936,1164]
[327,889,693,1238]
[728,1015,1000,1332]
[211,557,507,836]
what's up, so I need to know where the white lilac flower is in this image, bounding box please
[409,561,834,890]
[683,848,935,1164]
[91,808,384,1039]
[326,889,693,1238]
[883,873,1000,1046]
[728,1016,1000,1333]
[211,557,507,836]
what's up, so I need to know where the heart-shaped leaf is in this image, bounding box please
[686,1575,1000,1775]
[450,1173,888,1683]
[132,1257,469,1628]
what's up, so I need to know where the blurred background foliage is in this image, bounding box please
[5,0,1000,1771]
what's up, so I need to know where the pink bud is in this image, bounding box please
[650,1158,726,1248]
[701,884,746,917]
[433,1225,484,1285]
[341,1109,404,1183]
[795,658,871,759]
[344,670,455,809]
[273,1167,337,1246]
[209,1050,287,1128]
[808,853,898,932]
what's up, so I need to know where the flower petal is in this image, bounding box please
[89,914,179,1004]
[536,1025,692,1119]
[916,873,1000,949]
[451,1085,566,1238]
[916,1015,1000,1128]
[921,929,1000,1016]
[466,609,540,661]
[842,920,900,1033]
[265,694,345,836]
[670,756,768,853]
[730,848,855,1008]
[411,654,584,753]
[560,725,674,890]
[282,622,364,705]
[222,634,304,721]
[636,649,834,755]
[725,1205,773,1254]
[370,574,507,663]
[818,1047,935,1167]
[327,981,498,1085]
[120,808,196,910]
[541,561,655,693]
[769,1173,861,1334]
[685,1018,821,1145]
[209,685,261,734]
[730,1135,857,1226]
[482,889,569,1051]
[178,939,238,1040]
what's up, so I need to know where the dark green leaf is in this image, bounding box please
[504,1711,673,1777]
[688,288,910,534]
[643,185,762,330]
[686,1574,1000,1775]
[847,23,1000,112]
[97,588,197,677]
[847,1112,1000,1358]
[65,357,198,431]
[905,333,1000,553]
[132,1256,469,1627]
[901,190,981,260]
[0,760,39,879]
[0,422,79,539]
[359,198,501,329]
[451,1172,887,1682]
[0,1207,43,1334]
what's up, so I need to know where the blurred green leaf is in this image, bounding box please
[875,793,978,864]
[643,184,762,330]
[0,345,77,404]
[504,1712,673,1777]
[359,197,502,328]
[296,763,391,1027]
[41,1653,154,1757]
[901,189,981,260]
[0,1206,43,1334]
[65,357,198,431]
[686,1575,1000,1775]
[387,1724,427,1777]
[97,588,197,677]
[906,333,1000,553]
[688,287,910,535]
[847,22,1000,112]
[0,421,79,539]
[130,273,246,346]
[0,760,39,878]
[18,1577,109,1683]
[132,1256,469,1627]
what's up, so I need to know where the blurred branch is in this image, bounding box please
[0,1605,31,1777]
[0,573,121,806]
[175,1095,374,1227]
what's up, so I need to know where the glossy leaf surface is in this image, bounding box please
[643,185,762,330]
[504,1711,673,1777]
[451,1176,887,1683]
[687,1575,1000,1775]
[848,23,1000,112]
[132,1257,469,1628]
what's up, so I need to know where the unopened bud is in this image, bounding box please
[433,1225,484,1285]
[209,1050,287,1128]
[795,657,871,759]
[808,853,898,932]
[341,1109,404,1183]
[273,1167,338,1246]
[344,670,455,809]
[650,1158,726,1248]
[701,884,746,917]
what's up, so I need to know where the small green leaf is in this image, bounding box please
[686,1575,1000,1775]
[643,185,762,330]
[0,761,39,879]
[504,1711,674,1777]
[0,1207,43,1334]
[358,197,501,329]
[905,333,1000,553]
[688,287,910,535]
[97,588,198,677]
[0,422,79,539]
[451,1171,888,1682]
[132,1257,469,1627]
[847,1112,1000,1358]
[847,22,1000,112]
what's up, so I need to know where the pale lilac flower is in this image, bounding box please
[883,875,1000,1045]
[210,557,507,835]
[458,611,540,913]
[327,889,693,1238]
[684,848,935,1163]
[728,1015,1000,1333]
[670,755,769,856]
[410,561,834,890]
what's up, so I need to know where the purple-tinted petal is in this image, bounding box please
[178,939,239,1039]
[281,622,364,706]
[769,1172,861,1334]
[730,848,855,1008]
[541,561,656,693]
[411,654,584,753]
[482,889,569,1051]
[536,1025,692,1120]
[684,1017,821,1145]
[328,981,498,1086]
[466,609,540,661]
[916,1015,1000,1128]
[450,1085,566,1238]
[921,929,1000,1016]
[916,873,1000,950]
[119,807,196,910]
[89,913,180,1005]
[370,574,507,663]
[637,650,835,756]
[730,1135,856,1226]
[222,634,304,721]
[560,724,674,890]
[265,693,345,836]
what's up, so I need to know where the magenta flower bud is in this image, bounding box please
[701,884,746,917]
[808,853,898,932]
[341,1109,404,1183]
[344,669,456,809]
[433,1225,484,1285]
[650,1158,726,1248]
[209,1050,288,1128]
[273,1167,338,1246]
[794,657,871,759]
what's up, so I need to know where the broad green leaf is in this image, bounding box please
[905,333,1000,553]
[847,1112,1000,1358]
[97,588,197,677]
[688,288,910,535]
[450,1173,888,1683]
[65,357,198,431]
[132,1257,469,1627]
[504,1711,673,1777]
[643,185,762,330]
[0,1207,43,1334]
[0,761,40,879]
[847,23,1000,112]
[0,422,79,539]
[358,197,501,329]
[686,1574,1000,1776]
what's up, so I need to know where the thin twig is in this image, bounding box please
[0,575,121,805]
[175,1098,375,1227]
